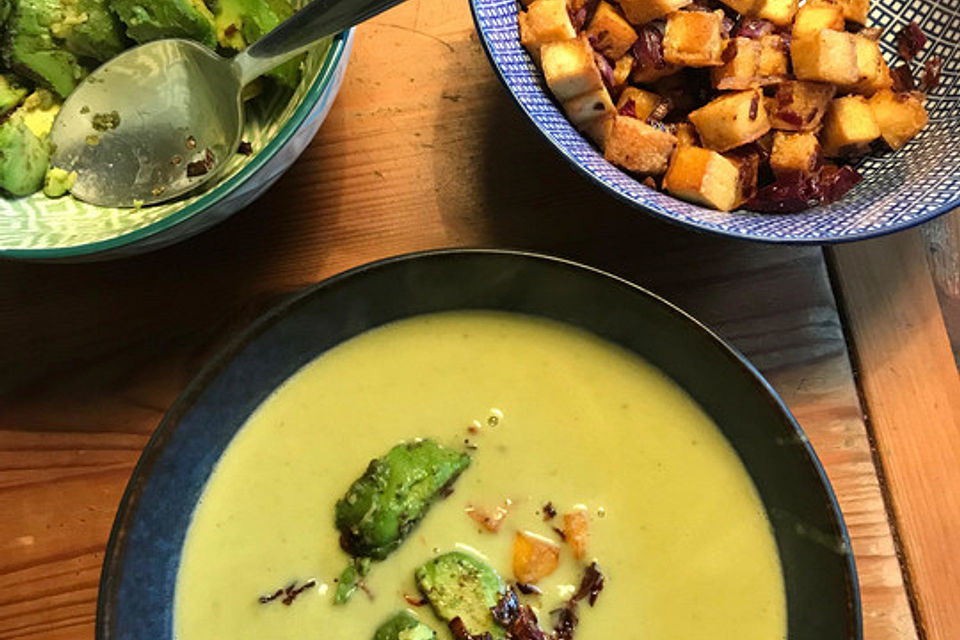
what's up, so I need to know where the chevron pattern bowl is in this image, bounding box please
[0,29,353,260]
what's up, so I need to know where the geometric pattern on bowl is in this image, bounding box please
[471,0,959,243]
[0,23,352,258]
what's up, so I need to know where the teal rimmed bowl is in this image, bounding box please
[0,30,353,261]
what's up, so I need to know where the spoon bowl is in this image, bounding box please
[50,0,408,208]
[51,40,243,207]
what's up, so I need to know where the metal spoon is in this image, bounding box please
[50,0,405,207]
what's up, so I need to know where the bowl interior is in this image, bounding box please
[472,0,959,242]
[0,20,338,254]
[99,250,860,640]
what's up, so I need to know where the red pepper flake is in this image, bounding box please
[450,617,495,640]
[897,21,926,60]
[891,64,915,92]
[258,588,283,604]
[259,579,316,606]
[571,562,605,606]
[552,526,567,541]
[542,502,557,521]
[186,148,215,178]
[922,55,942,91]
[404,594,427,606]
[553,604,579,640]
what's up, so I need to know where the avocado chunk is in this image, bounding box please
[109,0,217,48]
[415,551,506,637]
[0,89,60,196]
[3,0,87,97]
[212,0,301,89]
[52,0,127,62]
[336,439,471,561]
[0,73,29,116]
[373,611,438,640]
[43,165,76,196]
[1,0,12,25]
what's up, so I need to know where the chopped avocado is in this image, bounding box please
[0,90,60,196]
[43,165,75,196]
[109,0,217,48]
[0,73,29,116]
[373,611,437,640]
[3,0,87,97]
[52,0,127,62]
[212,0,301,89]
[336,440,471,561]
[415,551,505,637]
[0,0,12,24]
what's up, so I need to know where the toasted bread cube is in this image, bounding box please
[586,2,639,59]
[848,36,892,95]
[712,36,788,89]
[791,30,859,85]
[758,35,789,76]
[616,86,663,119]
[631,60,682,84]
[663,10,725,67]
[719,0,759,15]
[519,0,577,61]
[792,0,844,40]
[613,55,634,86]
[838,0,868,24]
[689,89,770,152]
[674,122,699,148]
[604,116,677,174]
[868,90,928,150]
[820,95,880,156]
[755,0,799,26]
[619,0,692,26]
[768,81,836,131]
[712,38,761,90]
[564,86,616,131]
[663,146,743,211]
[770,131,821,174]
[541,36,605,103]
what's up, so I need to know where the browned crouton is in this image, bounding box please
[663,10,726,67]
[604,116,677,174]
[689,89,771,152]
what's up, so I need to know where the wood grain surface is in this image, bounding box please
[0,1,947,638]
[831,227,960,640]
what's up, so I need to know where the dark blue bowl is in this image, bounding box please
[470,0,959,243]
[97,250,861,639]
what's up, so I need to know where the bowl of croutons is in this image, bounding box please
[471,0,954,242]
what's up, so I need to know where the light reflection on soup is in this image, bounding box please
[175,311,786,640]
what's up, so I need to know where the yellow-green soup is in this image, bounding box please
[175,311,786,640]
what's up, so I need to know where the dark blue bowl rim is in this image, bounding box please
[96,248,864,638]
[467,1,952,245]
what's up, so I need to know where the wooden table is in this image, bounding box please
[1,2,958,638]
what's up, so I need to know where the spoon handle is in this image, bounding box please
[232,0,408,86]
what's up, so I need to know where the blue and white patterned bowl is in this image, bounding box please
[470,0,958,243]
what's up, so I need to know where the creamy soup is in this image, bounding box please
[175,311,786,640]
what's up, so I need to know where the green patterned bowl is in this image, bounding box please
[0,31,353,261]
